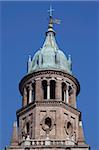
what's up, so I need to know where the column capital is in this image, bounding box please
[66,83,69,90]
[28,83,33,90]
[23,87,27,95]
[47,80,50,86]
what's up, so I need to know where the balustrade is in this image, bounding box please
[21,138,75,146]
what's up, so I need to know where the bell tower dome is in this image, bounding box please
[6,6,90,150]
[27,14,72,75]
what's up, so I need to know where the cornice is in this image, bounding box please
[16,100,81,118]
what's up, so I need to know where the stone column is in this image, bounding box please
[29,84,33,103]
[64,90,66,102]
[68,86,76,108]
[23,87,27,107]
[55,80,62,100]
[47,81,50,99]
[66,85,69,104]
[73,87,76,108]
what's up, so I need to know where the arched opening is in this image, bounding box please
[50,80,55,99]
[32,83,35,101]
[42,80,47,99]
[26,87,29,104]
[68,86,72,96]
[62,82,66,101]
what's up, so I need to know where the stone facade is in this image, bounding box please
[6,70,90,150]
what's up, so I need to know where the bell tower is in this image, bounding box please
[6,6,90,150]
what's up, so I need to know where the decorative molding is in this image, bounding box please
[17,101,80,120]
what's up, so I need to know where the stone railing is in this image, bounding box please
[21,136,75,147]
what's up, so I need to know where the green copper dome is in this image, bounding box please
[28,17,72,74]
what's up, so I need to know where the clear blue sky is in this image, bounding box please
[0,1,99,150]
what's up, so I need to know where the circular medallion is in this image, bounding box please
[41,115,55,133]
[64,121,73,137]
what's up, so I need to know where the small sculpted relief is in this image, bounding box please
[21,114,33,139]
[66,121,73,137]
[41,115,55,134]
[64,120,76,141]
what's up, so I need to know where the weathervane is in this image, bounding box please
[47,5,61,28]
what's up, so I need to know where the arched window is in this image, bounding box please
[68,85,72,96]
[32,83,35,101]
[50,80,56,99]
[62,82,66,101]
[42,80,47,99]
[26,87,29,104]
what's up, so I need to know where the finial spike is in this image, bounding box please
[48,5,54,17]
[28,54,32,62]
[78,120,85,143]
[46,5,61,36]
[28,54,32,73]
[68,54,72,62]
[13,121,17,127]
[10,121,18,146]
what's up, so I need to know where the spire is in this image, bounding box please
[10,121,18,146]
[78,120,85,144]
[43,5,60,49]
[46,5,61,36]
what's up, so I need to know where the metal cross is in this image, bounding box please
[48,5,54,17]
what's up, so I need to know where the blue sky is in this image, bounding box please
[0,1,99,150]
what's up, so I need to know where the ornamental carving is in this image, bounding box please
[40,115,55,134]
[64,120,74,138]
[21,116,32,139]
